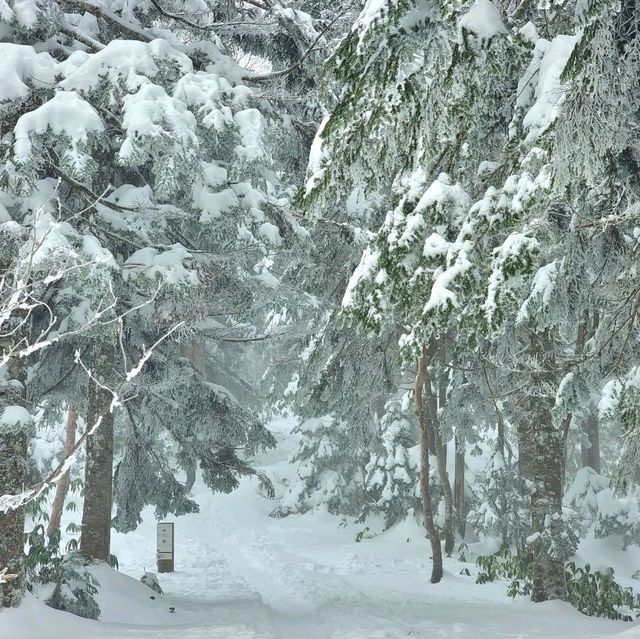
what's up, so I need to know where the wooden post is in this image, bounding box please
[157,522,174,573]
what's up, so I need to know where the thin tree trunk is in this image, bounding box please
[428,338,454,555]
[454,436,466,539]
[431,422,454,554]
[415,347,443,584]
[0,356,28,608]
[191,337,207,379]
[80,345,115,562]
[580,409,601,473]
[47,405,78,538]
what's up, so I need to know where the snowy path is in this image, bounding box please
[3,417,640,638]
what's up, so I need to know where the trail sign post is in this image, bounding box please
[157,522,174,573]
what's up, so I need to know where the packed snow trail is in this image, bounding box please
[2,417,640,638]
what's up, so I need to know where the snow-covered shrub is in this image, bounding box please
[24,526,101,619]
[140,572,163,595]
[468,445,530,552]
[532,510,580,565]
[359,394,421,529]
[566,563,640,622]
[46,552,100,620]
[594,487,640,549]
[476,550,640,620]
[476,548,532,598]
[273,416,364,517]
[563,467,610,529]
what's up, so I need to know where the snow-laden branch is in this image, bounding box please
[242,12,342,82]
[0,321,183,514]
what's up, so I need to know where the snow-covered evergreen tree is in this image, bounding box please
[360,393,421,529]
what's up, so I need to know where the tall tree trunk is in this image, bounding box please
[521,330,567,602]
[415,348,443,584]
[454,436,466,539]
[47,405,78,539]
[0,356,28,608]
[580,409,601,473]
[80,345,115,562]
[431,421,454,555]
[428,338,454,555]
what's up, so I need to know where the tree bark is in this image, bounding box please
[580,409,601,473]
[520,330,567,602]
[431,420,454,555]
[454,436,466,539]
[427,338,454,555]
[80,345,115,562]
[415,347,443,584]
[0,357,28,608]
[47,405,78,539]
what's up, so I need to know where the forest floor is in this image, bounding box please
[2,416,640,638]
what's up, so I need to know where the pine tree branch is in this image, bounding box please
[49,162,151,214]
[60,0,154,42]
[147,0,213,32]
[242,12,341,82]
[243,0,270,10]
[60,20,105,51]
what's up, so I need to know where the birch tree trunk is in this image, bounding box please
[47,405,78,538]
[0,356,28,608]
[415,347,443,584]
[80,345,115,562]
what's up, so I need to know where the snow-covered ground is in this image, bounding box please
[3,416,640,638]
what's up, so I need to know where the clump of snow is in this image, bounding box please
[458,0,506,43]
[0,0,39,28]
[352,0,392,36]
[123,245,198,286]
[258,222,283,246]
[61,39,192,99]
[305,115,330,197]
[234,109,265,161]
[413,174,471,227]
[484,232,539,324]
[519,35,578,142]
[0,44,57,108]
[194,187,239,223]
[342,246,380,308]
[0,405,31,434]
[13,91,104,163]
[118,84,198,164]
[517,259,558,322]
[519,21,539,44]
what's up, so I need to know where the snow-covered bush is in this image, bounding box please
[46,552,100,620]
[140,572,163,595]
[274,416,363,517]
[468,445,530,553]
[594,487,640,549]
[24,526,100,619]
[476,550,640,620]
[563,467,610,530]
[360,394,421,529]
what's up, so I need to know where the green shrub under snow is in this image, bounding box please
[475,549,640,621]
